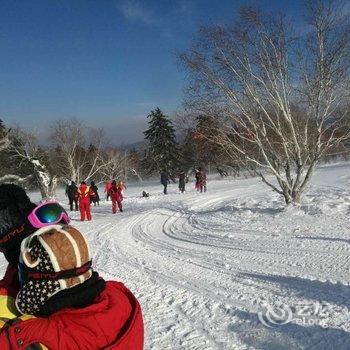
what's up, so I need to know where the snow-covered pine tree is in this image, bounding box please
[0,120,33,185]
[143,108,180,176]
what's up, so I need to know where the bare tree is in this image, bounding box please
[181,1,350,204]
[50,119,85,183]
[128,150,144,182]
[50,119,111,183]
[1,117,146,190]
[98,148,144,182]
[98,148,127,182]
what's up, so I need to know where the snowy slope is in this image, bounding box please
[1,163,350,349]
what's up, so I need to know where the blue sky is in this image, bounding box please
[0,0,303,144]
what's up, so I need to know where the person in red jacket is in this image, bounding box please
[0,184,69,348]
[104,181,112,201]
[108,180,124,213]
[76,181,95,221]
[0,224,144,349]
[0,185,144,349]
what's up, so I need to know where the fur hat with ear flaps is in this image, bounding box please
[16,224,105,317]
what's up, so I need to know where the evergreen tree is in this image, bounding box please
[143,108,180,175]
[180,130,197,172]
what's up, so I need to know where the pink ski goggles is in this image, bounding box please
[28,201,70,228]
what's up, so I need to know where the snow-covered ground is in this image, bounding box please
[2,162,350,349]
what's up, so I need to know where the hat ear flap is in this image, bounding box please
[22,250,34,265]
[22,250,40,268]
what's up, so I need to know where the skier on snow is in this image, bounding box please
[76,181,95,221]
[65,180,78,211]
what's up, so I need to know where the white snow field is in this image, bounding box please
[2,162,350,349]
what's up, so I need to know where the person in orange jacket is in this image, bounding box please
[108,180,123,213]
[117,181,127,193]
[76,181,95,221]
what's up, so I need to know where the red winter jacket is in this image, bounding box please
[0,265,21,319]
[0,265,19,299]
[0,267,144,350]
[108,186,123,202]
[104,182,112,193]
[76,184,95,204]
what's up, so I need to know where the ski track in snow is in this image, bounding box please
[1,163,350,349]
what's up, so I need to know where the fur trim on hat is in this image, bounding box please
[16,224,97,316]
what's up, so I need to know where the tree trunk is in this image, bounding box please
[38,177,57,199]
[31,158,57,199]
[283,188,302,205]
[283,192,292,205]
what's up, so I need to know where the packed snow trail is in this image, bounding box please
[1,163,350,349]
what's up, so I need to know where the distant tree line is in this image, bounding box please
[0,119,141,198]
[0,110,237,198]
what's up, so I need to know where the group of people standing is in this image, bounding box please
[66,180,126,221]
[160,168,207,195]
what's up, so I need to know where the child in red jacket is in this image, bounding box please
[0,224,144,349]
[108,180,124,213]
[0,184,144,349]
